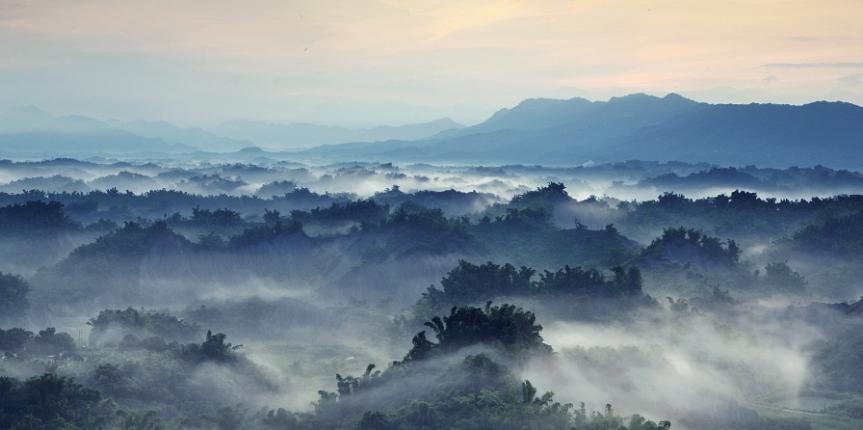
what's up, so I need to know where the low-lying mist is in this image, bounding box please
[2,156,863,430]
[527,305,820,430]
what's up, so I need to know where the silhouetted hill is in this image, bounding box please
[299,94,863,168]
[214,117,463,149]
[108,120,252,152]
[0,107,194,156]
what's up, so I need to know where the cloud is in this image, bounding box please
[763,62,863,69]
[2,0,863,123]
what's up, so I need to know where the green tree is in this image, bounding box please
[0,272,29,322]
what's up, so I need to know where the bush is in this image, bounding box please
[0,272,29,322]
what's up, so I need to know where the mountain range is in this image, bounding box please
[1,94,862,169]
[0,107,462,156]
[0,106,196,156]
[298,93,863,169]
[212,117,463,149]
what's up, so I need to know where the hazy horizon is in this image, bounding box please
[4,3,863,427]
[2,91,860,131]
[2,0,862,127]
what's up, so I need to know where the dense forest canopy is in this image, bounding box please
[1,157,863,430]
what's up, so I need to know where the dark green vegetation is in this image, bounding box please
[296,307,672,430]
[0,272,30,324]
[88,307,202,345]
[402,303,551,362]
[0,326,76,357]
[25,189,640,310]
[3,158,863,430]
[640,227,740,268]
[0,304,671,430]
[810,325,863,395]
[0,200,78,234]
[784,211,863,257]
[23,180,861,313]
[616,190,863,242]
[417,261,653,320]
[0,374,110,430]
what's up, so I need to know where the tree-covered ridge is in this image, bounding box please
[18,188,836,316]
[470,208,638,269]
[66,221,190,260]
[177,330,242,365]
[0,374,109,430]
[0,272,30,324]
[639,167,764,189]
[28,221,194,306]
[0,200,79,235]
[0,187,350,225]
[757,262,808,292]
[224,218,305,248]
[3,159,863,243]
[372,185,498,218]
[7,182,863,257]
[304,303,670,430]
[88,307,202,345]
[290,199,390,227]
[636,165,863,193]
[0,329,261,429]
[26,197,637,310]
[641,227,741,268]
[0,304,671,430]
[614,190,863,241]
[786,210,863,257]
[430,261,535,304]
[0,182,490,228]
[509,182,571,211]
[810,324,863,395]
[312,353,671,430]
[403,303,551,362]
[419,261,651,314]
[5,158,863,429]
[0,326,76,357]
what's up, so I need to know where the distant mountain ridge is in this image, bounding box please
[0,107,463,156]
[213,117,463,149]
[107,119,252,152]
[4,95,862,168]
[299,94,863,169]
[0,107,197,156]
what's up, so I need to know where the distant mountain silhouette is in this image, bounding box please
[213,117,463,150]
[299,94,863,168]
[0,107,194,156]
[108,120,252,152]
[0,107,462,156]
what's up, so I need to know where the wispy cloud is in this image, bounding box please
[1,0,862,123]
[764,62,863,69]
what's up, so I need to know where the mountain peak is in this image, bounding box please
[427,117,464,128]
[608,92,657,102]
[301,92,863,169]
[663,92,695,103]
[1,105,52,121]
[475,96,595,132]
[236,146,266,154]
[7,105,50,115]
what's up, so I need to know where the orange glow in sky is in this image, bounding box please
[1,0,861,124]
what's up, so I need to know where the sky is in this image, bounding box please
[0,0,861,126]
